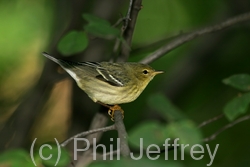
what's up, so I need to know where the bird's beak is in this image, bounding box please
[153,71,164,75]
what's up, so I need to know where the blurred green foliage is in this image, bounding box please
[223,74,250,92]
[129,121,170,148]
[0,144,70,167]
[222,74,250,120]
[83,14,121,39]
[223,92,250,120]
[0,0,53,77]
[58,31,88,56]
[89,157,184,167]
[147,93,185,121]
[0,149,34,167]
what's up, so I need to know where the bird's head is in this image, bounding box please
[127,63,163,85]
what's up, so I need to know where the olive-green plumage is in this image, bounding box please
[43,52,163,105]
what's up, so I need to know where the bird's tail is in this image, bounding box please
[42,52,61,64]
[42,52,78,69]
[42,52,83,82]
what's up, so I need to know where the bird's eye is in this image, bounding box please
[143,70,149,74]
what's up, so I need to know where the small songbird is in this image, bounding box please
[43,52,163,120]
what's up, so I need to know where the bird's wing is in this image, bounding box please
[93,62,126,87]
[75,62,126,87]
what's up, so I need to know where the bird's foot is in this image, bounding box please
[96,101,124,121]
[108,105,124,121]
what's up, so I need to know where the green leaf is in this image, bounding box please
[147,93,185,121]
[223,74,250,91]
[0,149,34,167]
[34,143,70,167]
[82,13,110,26]
[84,24,120,39]
[82,13,120,39]
[166,120,202,150]
[129,121,169,149]
[223,92,250,121]
[57,31,88,56]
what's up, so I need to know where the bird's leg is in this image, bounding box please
[97,101,124,121]
[97,101,111,108]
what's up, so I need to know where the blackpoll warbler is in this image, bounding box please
[43,52,163,120]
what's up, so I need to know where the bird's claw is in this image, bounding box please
[108,105,124,121]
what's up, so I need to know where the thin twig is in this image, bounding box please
[112,0,133,30]
[114,110,130,157]
[123,0,133,31]
[112,0,136,60]
[140,12,250,64]
[84,111,109,146]
[203,114,250,142]
[198,114,224,128]
[113,17,125,27]
[60,124,115,147]
[118,0,143,62]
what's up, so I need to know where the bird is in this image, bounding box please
[42,52,163,120]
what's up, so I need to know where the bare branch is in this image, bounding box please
[112,0,133,29]
[123,0,134,30]
[84,112,109,145]
[140,12,250,64]
[203,114,250,142]
[198,114,224,128]
[114,110,130,157]
[118,0,143,62]
[113,17,125,28]
[60,124,115,147]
